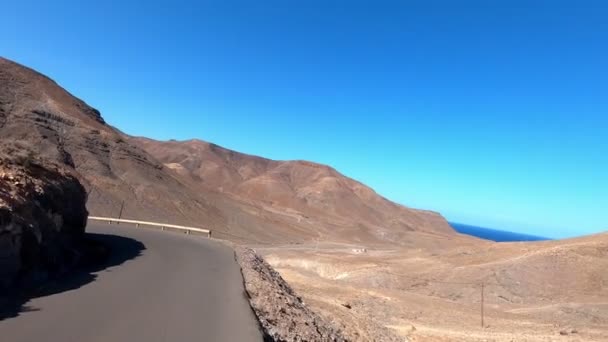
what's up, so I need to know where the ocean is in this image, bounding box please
[449,222,550,242]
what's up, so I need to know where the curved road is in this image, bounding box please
[1,222,264,342]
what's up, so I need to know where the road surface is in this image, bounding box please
[0,222,264,342]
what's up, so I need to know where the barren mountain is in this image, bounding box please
[0,57,453,245]
[132,137,455,236]
[0,57,229,231]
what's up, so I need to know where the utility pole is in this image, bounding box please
[117,200,125,224]
[481,282,485,328]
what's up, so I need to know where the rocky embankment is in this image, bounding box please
[235,247,350,342]
[0,150,88,292]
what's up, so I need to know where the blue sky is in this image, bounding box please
[3,1,607,238]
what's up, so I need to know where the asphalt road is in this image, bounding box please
[0,222,264,342]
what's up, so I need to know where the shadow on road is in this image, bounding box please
[0,232,145,320]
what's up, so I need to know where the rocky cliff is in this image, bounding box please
[0,145,88,291]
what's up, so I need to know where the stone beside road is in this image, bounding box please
[235,246,350,342]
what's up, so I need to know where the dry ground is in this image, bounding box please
[255,233,608,341]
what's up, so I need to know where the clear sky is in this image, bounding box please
[3,1,607,238]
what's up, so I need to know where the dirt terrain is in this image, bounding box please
[258,233,608,341]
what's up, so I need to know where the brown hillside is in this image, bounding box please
[0,57,453,245]
[132,137,455,237]
[0,57,226,230]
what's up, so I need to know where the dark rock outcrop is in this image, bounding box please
[0,147,88,291]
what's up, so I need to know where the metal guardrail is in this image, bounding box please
[88,216,211,237]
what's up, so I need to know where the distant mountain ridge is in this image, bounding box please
[0,56,455,245]
[131,137,455,237]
